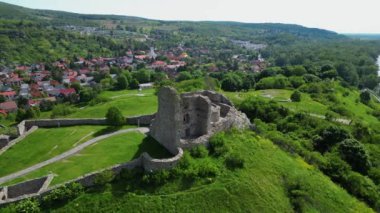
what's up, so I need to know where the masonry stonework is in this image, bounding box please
[150,87,251,151]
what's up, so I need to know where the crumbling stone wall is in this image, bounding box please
[150,87,251,152]
[126,114,156,126]
[150,87,182,154]
[0,126,38,156]
[0,187,6,201]
[181,95,211,139]
[142,148,183,171]
[24,119,108,129]
[0,135,10,149]
[17,121,26,136]
[6,176,48,199]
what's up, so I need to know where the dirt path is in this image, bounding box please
[0,127,149,185]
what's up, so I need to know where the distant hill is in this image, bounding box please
[0,1,344,41]
[345,34,380,40]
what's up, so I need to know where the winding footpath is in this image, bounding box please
[0,127,149,185]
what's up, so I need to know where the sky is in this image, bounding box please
[2,0,380,33]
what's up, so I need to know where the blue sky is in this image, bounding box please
[2,0,380,33]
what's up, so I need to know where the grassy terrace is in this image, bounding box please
[39,89,157,119]
[4,131,171,186]
[225,89,329,115]
[0,125,135,178]
[225,87,380,127]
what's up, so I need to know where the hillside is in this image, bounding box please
[0,1,349,65]
[1,130,372,212]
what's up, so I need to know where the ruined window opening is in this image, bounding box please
[184,113,190,123]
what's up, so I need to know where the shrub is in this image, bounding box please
[115,75,129,90]
[344,172,380,210]
[321,154,351,183]
[94,170,115,186]
[190,146,208,158]
[285,180,310,213]
[15,198,40,213]
[209,133,229,156]
[88,96,110,106]
[290,90,301,102]
[177,152,192,169]
[221,73,243,91]
[328,105,352,117]
[142,170,170,186]
[225,153,245,169]
[120,168,144,181]
[313,125,350,153]
[51,104,77,118]
[368,168,380,185]
[106,107,125,126]
[239,96,289,123]
[196,160,219,178]
[255,75,290,90]
[338,139,371,174]
[360,91,371,105]
[42,183,83,207]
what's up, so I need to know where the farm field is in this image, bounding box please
[3,131,172,186]
[0,125,136,178]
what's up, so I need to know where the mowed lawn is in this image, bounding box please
[0,125,134,178]
[69,89,157,118]
[4,131,172,186]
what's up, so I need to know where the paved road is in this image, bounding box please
[0,127,149,185]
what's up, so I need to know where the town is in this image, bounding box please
[0,45,266,120]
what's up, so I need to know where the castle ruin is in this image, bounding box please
[150,87,251,154]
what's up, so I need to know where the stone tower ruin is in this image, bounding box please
[150,87,251,155]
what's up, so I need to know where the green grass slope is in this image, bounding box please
[39,131,371,212]
[2,131,171,186]
[0,125,123,178]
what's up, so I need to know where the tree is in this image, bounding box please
[338,139,371,174]
[133,69,152,83]
[360,91,371,105]
[129,78,140,89]
[0,95,5,103]
[177,71,193,82]
[106,107,124,126]
[70,82,82,93]
[290,91,301,102]
[116,75,128,90]
[313,125,350,153]
[221,73,243,91]
[16,109,26,122]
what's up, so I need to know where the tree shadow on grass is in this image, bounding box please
[93,126,122,137]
